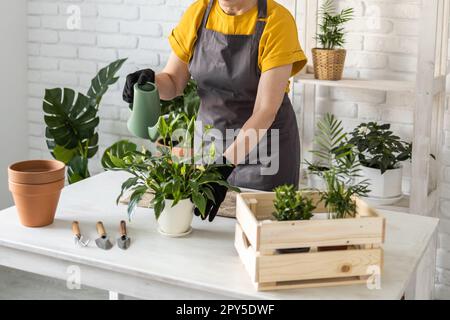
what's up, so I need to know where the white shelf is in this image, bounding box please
[294,73,415,92]
[375,195,410,213]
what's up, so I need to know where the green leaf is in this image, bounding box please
[43,88,95,150]
[102,140,138,170]
[192,192,206,216]
[67,156,90,184]
[127,186,147,220]
[87,58,127,107]
[53,145,78,164]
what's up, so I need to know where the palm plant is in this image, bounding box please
[307,113,363,184]
[43,58,127,184]
[320,168,369,219]
[316,0,354,50]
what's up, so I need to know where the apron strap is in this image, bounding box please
[257,0,267,19]
[200,0,215,30]
[255,0,267,41]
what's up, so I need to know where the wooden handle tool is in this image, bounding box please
[72,221,81,238]
[120,220,127,237]
[96,221,107,237]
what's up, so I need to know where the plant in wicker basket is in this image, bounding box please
[313,0,354,80]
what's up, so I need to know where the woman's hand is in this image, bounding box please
[123,69,155,107]
[122,52,191,107]
[194,157,235,222]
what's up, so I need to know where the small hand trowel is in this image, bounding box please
[117,220,131,250]
[95,221,113,250]
[72,221,90,247]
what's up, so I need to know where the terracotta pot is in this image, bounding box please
[8,179,65,227]
[155,139,193,158]
[8,160,65,184]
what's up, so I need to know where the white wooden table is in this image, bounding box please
[0,171,439,300]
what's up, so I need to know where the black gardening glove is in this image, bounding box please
[195,157,235,222]
[123,69,155,109]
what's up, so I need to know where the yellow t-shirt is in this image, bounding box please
[169,0,307,77]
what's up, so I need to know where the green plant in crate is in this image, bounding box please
[348,122,412,174]
[320,168,369,219]
[43,58,127,184]
[102,140,239,220]
[272,185,316,221]
[316,0,354,50]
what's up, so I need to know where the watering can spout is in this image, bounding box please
[127,82,161,139]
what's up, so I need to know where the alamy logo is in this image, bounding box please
[66,265,81,290]
[66,5,81,30]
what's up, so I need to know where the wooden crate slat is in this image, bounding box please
[259,217,384,249]
[234,223,259,283]
[235,194,260,250]
[258,248,383,283]
[256,276,369,291]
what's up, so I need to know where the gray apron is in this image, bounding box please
[189,0,300,191]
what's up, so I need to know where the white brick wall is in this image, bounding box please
[26,0,450,298]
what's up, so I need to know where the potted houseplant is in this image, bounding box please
[306,113,360,189]
[102,141,239,237]
[348,122,411,204]
[43,58,126,184]
[313,0,354,80]
[272,184,316,253]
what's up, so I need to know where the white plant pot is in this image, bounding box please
[157,198,194,237]
[307,173,327,190]
[361,166,403,201]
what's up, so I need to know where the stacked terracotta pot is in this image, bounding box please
[8,160,65,227]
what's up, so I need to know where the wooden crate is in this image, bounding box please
[235,191,385,291]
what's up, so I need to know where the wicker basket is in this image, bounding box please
[312,48,346,80]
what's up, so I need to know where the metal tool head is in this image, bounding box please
[72,221,90,247]
[95,221,113,250]
[117,235,131,250]
[117,220,130,250]
[95,235,113,250]
[74,235,90,247]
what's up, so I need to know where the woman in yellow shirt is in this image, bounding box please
[123,0,307,221]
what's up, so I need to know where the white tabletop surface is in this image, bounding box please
[0,171,439,300]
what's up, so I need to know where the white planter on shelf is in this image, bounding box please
[361,165,403,205]
[307,172,327,190]
[157,198,194,237]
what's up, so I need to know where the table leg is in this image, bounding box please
[109,291,124,300]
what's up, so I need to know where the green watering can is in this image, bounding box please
[127,82,161,139]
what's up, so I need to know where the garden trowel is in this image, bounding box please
[95,221,113,250]
[117,220,131,250]
[72,221,90,247]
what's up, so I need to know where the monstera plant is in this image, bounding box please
[43,58,127,184]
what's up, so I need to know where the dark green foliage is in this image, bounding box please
[348,122,412,174]
[272,185,316,221]
[316,0,354,49]
[307,113,365,185]
[43,58,127,184]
